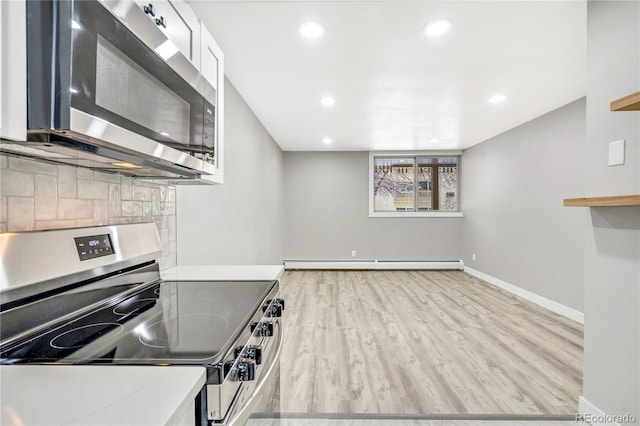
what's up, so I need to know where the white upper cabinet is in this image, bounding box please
[134,0,201,67]
[200,23,225,184]
[0,0,26,141]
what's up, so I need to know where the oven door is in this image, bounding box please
[26,0,215,164]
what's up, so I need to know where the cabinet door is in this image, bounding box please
[0,0,26,141]
[135,0,201,67]
[200,24,224,184]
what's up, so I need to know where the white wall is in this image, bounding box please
[176,78,284,265]
[461,98,586,312]
[283,151,463,261]
[582,2,640,422]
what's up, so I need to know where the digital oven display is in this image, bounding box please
[74,234,115,261]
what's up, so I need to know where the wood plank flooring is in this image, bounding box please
[277,270,583,415]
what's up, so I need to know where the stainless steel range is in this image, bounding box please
[0,223,283,425]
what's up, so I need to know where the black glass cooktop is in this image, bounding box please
[0,280,275,365]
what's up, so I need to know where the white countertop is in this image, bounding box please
[0,365,206,426]
[161,264,285,281]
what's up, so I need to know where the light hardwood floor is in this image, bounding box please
[277,270,583,415]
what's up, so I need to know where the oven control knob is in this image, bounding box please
[265,298,286,311]
[223,360,235,378]
[273,303,283,317]
[245,345,262,365]
[265,303,282,317]
[274,298,285,310]
[233,344,262,364]
[233,346,243,359]
[251,321,273,337]
[237,358,256,381]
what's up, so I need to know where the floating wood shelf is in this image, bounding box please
[564,195,640,207]
[610,91,640,111]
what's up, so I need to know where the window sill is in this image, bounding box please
[369,211,464,218]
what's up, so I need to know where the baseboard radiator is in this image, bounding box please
[283,260,464,271]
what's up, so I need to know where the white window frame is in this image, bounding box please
[368,151,464,218]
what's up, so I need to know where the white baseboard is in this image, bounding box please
[464,266,584,324]
[578,396,626,426]
[284,260,464,271]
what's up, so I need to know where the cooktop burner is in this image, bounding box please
[50,323,124,349]
[138,313,229,349]
[0,280,276,365]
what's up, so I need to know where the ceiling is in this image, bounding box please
[188,1,586,152]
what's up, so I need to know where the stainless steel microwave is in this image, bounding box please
[7,0,218,181]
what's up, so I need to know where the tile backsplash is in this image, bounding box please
[0,155,177,270]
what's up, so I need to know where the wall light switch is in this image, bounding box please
[608,140,625,166]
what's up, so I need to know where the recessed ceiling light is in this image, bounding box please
[430,138,441,144]
[488,94,507,104]
[71,20,82,30]
[299,22,325,40]
[322,137,332,144]
[423,19,452,38]
[159,131,170,137]
[320,96,335,107]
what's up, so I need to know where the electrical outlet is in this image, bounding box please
[472,253,476,262]
[351,250,356,257]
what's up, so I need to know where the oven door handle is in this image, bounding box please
[227,321,283,425]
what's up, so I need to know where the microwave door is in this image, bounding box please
[25,0,215,177]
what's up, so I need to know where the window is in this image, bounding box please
[369,152,462,217]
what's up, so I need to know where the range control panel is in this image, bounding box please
[74,234,115,261]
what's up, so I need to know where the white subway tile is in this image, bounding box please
[159,228,169,246]
[76,168,94,180]
[109,217,132,225]
[160,202,176,216]
[76,219,95,227]
[58,198,93,219]
[167,186,176,202]
[0,197,6,223]
[142,201,152,220]
[1,154,7,169]
[121,177,133,200]
[121,200,142,217]
[1,170,34,196]
[8,157,57,175]
[8,197,35,231]
[35,175,58,220]
[94,200,109,225]
[93,171,121,183]
[108,184,122,218]
[132,185,152,201]
[57,166,77,198]
[152,188,162,216]
[35,219,77,230]
[153,217,164,233]
[167,219,176,241]
[131,201,143,217]
[78,179,108,200]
